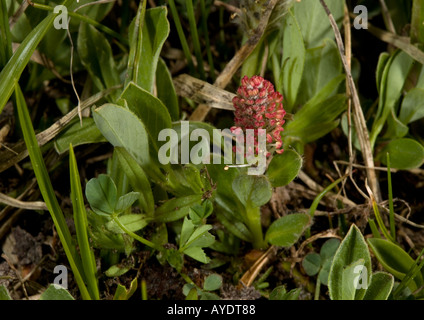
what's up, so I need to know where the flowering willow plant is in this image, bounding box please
[231,75,286,159]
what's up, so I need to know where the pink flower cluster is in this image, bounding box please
[231,75,286,157]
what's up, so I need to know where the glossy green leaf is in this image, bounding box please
[265,213,311,247]
[77,22,120,101]
[266,149,303,187]
[363,272,394,300]
[154,194,203,222]
[0,0,73,114]
[328,224,371,300]
[69,144,99,300]
[379,138,424,170]
[232,174,272,207]
[156,58,180,121]
[85,174,117,216]
[367,238,424,291]
[54,118,106,154]
[39,284,75,300]
[302,253,321,276]
[281,10,305,110]
[114,147,154,215]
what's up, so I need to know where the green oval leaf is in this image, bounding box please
[302,253,321,276]
[93,103,163,179]
[320,238,340,261]
[121,81,172,153]
[363,272,394,300]
[85,174,117,216]
[265,213,311,247]
[367,238,423,291]
[328,224,371,300]
[203,274,223,291]
[266,149,303,187]
[379,138,424,170]
[39,284,74,300]
[232,174,272,207]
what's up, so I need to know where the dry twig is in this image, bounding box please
[319,0,381,202]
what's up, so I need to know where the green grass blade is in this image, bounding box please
[69,144,100,300]
[369,219,382,238]
[14,83,91,300]
[0,0,13,68]
[186,0,205,79]
[200,0,215,81]
[167,0,195,74]
[0,0,73,114]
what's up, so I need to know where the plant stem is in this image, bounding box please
[246,206,267,249]
[314,278,321,300]
[112,214,162,251]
